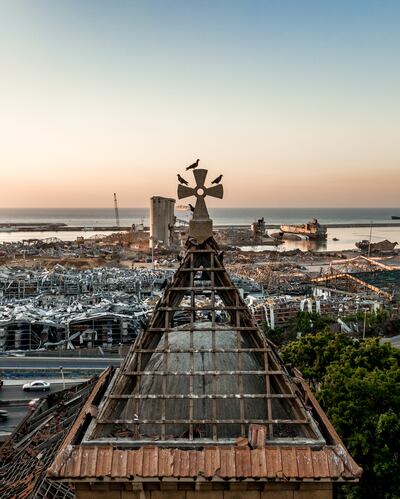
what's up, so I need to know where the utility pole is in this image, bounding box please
[362,309,367,340]
[367,221,373,257]
[114,193,120,228]
[59,366,65,390]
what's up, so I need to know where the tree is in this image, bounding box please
[319,347,400,499]
[281,334,400,498]
[281,330,352,381]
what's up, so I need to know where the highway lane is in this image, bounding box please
[0,356,121,370]
[0,379,84,436]
[0,380,83,401]
[0,405,29,434]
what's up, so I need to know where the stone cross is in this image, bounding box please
[177,168,223,243]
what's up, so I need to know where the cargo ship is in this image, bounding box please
[279,218,327,240]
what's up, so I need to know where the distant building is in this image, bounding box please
[150,196,175,248]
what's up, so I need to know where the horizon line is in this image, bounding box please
[0,206,399,210]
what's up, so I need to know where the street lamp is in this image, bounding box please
[59,366,65,390]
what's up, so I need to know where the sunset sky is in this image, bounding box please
[0,1,399,208]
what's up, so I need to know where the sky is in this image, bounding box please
[0,0,399,208]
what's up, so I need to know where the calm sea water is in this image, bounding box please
[0,207,399,226]
[0,208,399,251]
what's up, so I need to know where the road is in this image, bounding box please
[0,356,121,370]
[0,380,83,401]
[0,379,83,437]
[381,334,400,348]
[0,405,29,435]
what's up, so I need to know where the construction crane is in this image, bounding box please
[113,193,120,228]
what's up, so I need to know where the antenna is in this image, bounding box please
[113,193,120,228]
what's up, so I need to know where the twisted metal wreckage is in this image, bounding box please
[0,267,174,351]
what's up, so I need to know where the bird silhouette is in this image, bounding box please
[188,203,195,212]
[211,174,223,184]
[186,159,200,171]
[177,174,189,185]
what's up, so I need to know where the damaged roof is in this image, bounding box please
[0,368,112,499]
[47,370,362,483]
[46,239,362,484]
[49,443,361,482]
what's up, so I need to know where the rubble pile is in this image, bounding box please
[248,294,383,330]
[0,265,173,298]
[227,261,311,294]
[0,237,122,260]
[0,267,174,351]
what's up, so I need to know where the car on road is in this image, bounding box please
[0,409,8,421]
[22,380,50,392]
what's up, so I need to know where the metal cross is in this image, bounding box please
[177,169,223,221]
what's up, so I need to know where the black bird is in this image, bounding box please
[177,174,188,185]
[188,203,195,212]
[211,174,223,184]
[186,159,200,171]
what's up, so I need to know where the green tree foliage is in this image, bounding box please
[282,334,400,498]
[281,331,352,381]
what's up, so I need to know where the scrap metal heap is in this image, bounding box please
[47,169,361,497]
[0,267,174,351]
[313,268,400,302]
[0,368,113,499]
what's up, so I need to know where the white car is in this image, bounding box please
[22,380,50,392]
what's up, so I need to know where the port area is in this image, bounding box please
[0,223,131,232]
[1,222,400,233]
[216,222,400,229]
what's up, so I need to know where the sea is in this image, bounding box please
[0,207,399,253]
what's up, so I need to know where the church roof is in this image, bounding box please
[47,167,361,484]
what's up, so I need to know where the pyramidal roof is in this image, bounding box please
[48,167,361,485]
[86,236,324,445]
[82,168,323,446]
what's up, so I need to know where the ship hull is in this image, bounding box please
[279,224,327,240]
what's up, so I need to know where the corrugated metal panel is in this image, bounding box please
[48,444,362,481]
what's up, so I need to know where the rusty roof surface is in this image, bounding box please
[48,443,362,481]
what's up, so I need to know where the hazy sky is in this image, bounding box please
[0,1,399,208]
